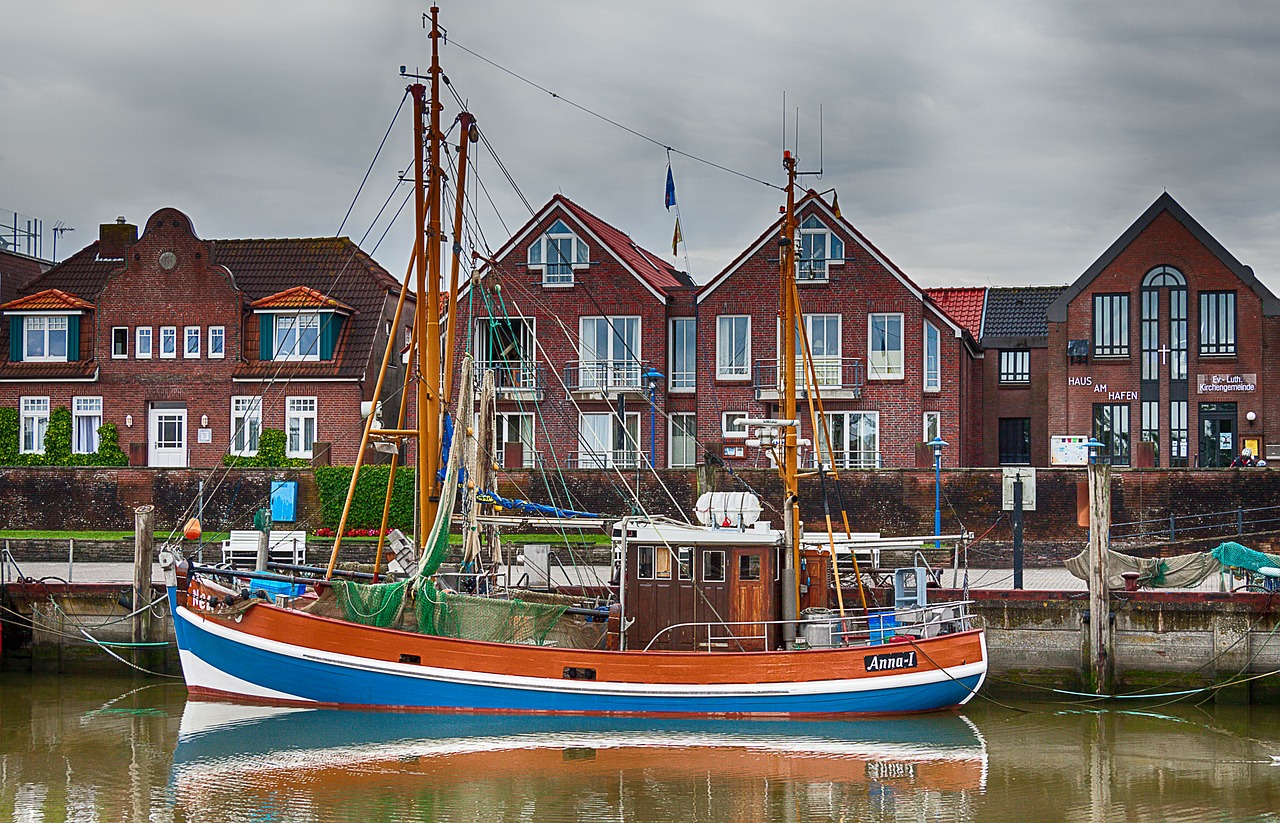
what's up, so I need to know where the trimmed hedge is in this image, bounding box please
[314,465,416,531]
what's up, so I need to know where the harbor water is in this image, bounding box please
[4,672,1280,822]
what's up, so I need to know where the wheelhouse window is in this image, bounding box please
[1093,294,1129,357]
[208,326,225,359]
[637,546,655,580]
[20,396,49,454]
[716,315,750,380]
[923,322,940,391]
[796,215,844,281]
[703,550,726,583]
[111,327,128,358]
[73,396,102,454]
[22,316,68,361]
[738,554,761,581]
[868,313,903,380]
[677,547,693,580]
[274,314,321,361]
[528,219,588,286]
[1092,403,1131,465]
[669,412,697,468]
[160,326,177,359]
[669,317,696,391]
[999,350,1030,384]
[184,326,201,358]
[286,396,317,458]
[136,327,153,359]
[230,396,262,457]
[1199,291,1236,356]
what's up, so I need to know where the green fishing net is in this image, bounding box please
[416,585,567,645]
[333,579,408,628]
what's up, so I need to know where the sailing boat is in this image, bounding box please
[159,7,987,716]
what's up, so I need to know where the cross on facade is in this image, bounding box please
[1158,343,1171,364]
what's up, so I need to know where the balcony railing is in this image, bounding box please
[477,360,543,399]
[565,360,650,394]
[752,357,864,397]
[568,449,642,470]
[805,449,883,470]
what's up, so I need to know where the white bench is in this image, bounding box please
[220,530,307,569]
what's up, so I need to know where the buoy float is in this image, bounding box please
[183,517,202,541]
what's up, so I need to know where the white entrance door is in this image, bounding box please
[149,406,188,467]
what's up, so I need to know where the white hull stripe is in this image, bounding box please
[180,607,987,699]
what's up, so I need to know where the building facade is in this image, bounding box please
[1047,193,1280,467]
[0,208,409,467]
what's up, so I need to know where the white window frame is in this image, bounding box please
[208,326,226,359]
[528,219,589,286]
[868,313,904,380]
[159,326,177,359]
[669,317,696,392]
[73,396,103,454]
[716,315,751,381]
[184,325,201,359]
[578,411,640,469]
[722,411,748,440]
[111,327,129,359]
[923,411,940,444]
[578,316,641,390]
[286,396,318,458]
[22,315,69,362]
[802,313,842,386]
[816,410,881,469]
[796,215,845,282]
[135,326,153,359]
[669,412,698,468]
[274,313,322,361]
[495,412,536,468]
[20,396,49,454]
[924,321,940,392]
[230,396,263,457]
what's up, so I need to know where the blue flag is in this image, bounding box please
[665,165,676,210]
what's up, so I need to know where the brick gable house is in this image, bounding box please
[697,191,982,470]
[1047,193,1280,467]
[452,195,694,471]
[0,208,409,467]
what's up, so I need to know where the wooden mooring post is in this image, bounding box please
[1087,459,1112,694]
[133,505,154,666]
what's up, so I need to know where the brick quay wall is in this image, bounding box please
[3,466,1279,566]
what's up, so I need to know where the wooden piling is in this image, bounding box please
[133,505,154,665]
[1087,461,1112,694]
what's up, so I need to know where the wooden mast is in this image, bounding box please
[779,151,801,644]
[419,6,445,541]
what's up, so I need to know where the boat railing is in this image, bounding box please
[640,601,978,652]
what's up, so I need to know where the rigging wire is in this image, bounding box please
[337,89,411,237]
[447,39,783,193]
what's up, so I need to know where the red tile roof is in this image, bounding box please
[249,285,355,313]
[926,287,987,338]
[0,288,94,312]
[554,195,693,294]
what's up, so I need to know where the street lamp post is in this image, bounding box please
[643,368,663,467]
[928,436,948,549]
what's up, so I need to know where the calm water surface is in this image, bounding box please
[3,672,1280,821]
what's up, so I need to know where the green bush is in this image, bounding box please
[314,464,416,531]
[221,428,308,468]
[0,406,128,467]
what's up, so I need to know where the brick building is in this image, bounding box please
[1047,193,1280,467]
[452,195,694,471]
[0,208,409,467]
[0,247,49,306]
[697,191,982,469]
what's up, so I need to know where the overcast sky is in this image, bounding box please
[5,1,1280,291]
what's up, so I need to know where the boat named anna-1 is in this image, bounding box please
[159,5,987,716]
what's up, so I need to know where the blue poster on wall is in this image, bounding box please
[270,480,297,523]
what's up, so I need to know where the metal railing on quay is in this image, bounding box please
[1110,502,1280,544]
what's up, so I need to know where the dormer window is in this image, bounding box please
[528,219,588,286]
[250,287,350,363]
[24,316,69,361]
[797,215,844,282]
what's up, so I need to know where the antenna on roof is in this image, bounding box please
[51,221,75,263]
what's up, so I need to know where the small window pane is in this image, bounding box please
[703,550,725,583]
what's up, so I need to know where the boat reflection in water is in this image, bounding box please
[172,700,988,821]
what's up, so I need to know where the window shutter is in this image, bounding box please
[259,314,274,361]
[66,315,80,360]
[320,314,343,360]
[8,317,21,362]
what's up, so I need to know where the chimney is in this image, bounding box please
[98,216,137,260]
